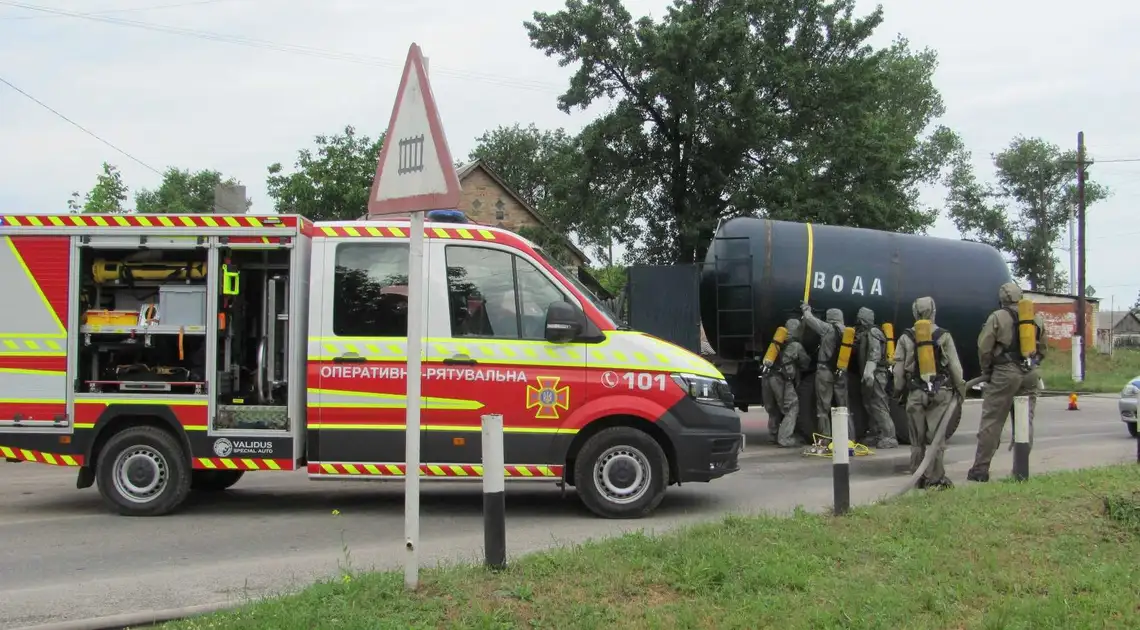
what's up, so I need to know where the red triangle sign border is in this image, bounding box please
[367,43,463,217]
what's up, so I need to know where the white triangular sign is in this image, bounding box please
[367,43,462,216]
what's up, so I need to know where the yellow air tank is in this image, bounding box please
[1017,298,1036,359]
[915,319,936,381]
[883,322,895,362]
[92,260,207,284]
[836,326,856,370]
[762,326,788,366]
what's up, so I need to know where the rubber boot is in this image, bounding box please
[966,468,989,483]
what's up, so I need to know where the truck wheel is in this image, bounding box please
[191,470,244,492]
[95,426,191,516]
[573,427,668,519]
[1128,422,1138,438]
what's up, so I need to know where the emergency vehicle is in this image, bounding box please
[0,210,743,519]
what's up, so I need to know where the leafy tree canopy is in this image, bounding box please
[267,125,385,221]
[524,0,960,263]
[68,162,129,214]
[135,167,249,214]
[945,135,1109,292]
[69,163,248,214]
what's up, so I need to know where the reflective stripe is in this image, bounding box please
[193,457,293,471]
[307,332,721,377]
[307,462,562,478]
[317,225,496,241]
[308,388,483,410]
[306,423,576,435]
[0,445,82,466]
[0,214,298,229]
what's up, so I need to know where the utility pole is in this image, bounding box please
[1075,131,1087,381]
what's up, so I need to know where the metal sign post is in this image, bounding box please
[366,43,462,591]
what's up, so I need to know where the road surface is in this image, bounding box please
[1,396,1135,629]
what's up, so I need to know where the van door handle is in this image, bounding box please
[443,353,477,365]
[333,353,366,363]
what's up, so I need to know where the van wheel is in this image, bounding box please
[191,470,244,492]
[96,426,191,516]
[573,427,668,519]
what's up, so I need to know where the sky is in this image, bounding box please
[1,0,1139,310]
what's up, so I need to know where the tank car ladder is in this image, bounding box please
[710,235,757,358]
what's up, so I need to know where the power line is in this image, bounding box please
[0,74,161,175]
[0,1,567,94]
[0,0,240,21]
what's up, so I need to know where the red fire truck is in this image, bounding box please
[0,211,742,519]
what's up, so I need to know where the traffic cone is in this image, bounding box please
[1068,392,1079,411]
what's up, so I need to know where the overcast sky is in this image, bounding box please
[2,0,1138,310]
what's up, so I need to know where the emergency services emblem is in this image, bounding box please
[525,376,570,420]
[212,438,233,458]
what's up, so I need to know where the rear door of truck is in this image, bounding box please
[0,231,74,459]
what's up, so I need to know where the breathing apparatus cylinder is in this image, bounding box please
[762,326,788,367]
[1017,298,1036,359]
[836,327,856,371]
[883,322,895,362]
[915,319,936,382]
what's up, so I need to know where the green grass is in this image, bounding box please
[162,465,1140,630]
[1038,346,1140,393]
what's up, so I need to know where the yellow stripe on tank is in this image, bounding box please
[802,222,815,304]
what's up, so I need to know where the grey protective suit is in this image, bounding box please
[892,297,966,488]
[967,283,1043,482]
[801,305,852,439]
[763,319,812,447]
[855,307,898,449]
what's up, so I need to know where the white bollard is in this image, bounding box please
[833,407,850,514]
[481,413,506,569]
[1012,396,1030,480]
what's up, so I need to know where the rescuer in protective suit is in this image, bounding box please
[764,318,812,447]
[967,282,1042,483]
[855,307,898,449]
[892,296,966,489]
[800,304,852,438]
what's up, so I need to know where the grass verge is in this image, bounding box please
[1038,346,1140,393]
[163,464,1140,630]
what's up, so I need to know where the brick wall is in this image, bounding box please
[457,169,542,232]
[1033,301,1098,351]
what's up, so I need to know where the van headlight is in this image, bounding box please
[1123,384,1138,397]
[672,373,733,407]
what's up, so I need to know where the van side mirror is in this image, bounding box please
[544,300,582,343]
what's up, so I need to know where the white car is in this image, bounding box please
[1118,376,1140,438]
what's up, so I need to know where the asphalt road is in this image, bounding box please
[2,396,1136,629]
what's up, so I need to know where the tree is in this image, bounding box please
[468,124,575,220]
[945,136,1110,292]
[267,126,385,221]
[135,167,250,214]
[468,123,627,262]
[525,0,959,263]
[69,162,129,214]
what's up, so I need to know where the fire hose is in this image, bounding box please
[889,373,990,499]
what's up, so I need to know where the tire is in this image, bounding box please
[95,426,191,516]
[573,426,668,519]
[191,470,244,492]
[1128,422,1138,438]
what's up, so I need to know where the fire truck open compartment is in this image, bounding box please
[213,247,292,431]
[77,246,210,396]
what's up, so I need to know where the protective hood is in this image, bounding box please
[856,307,875,328]
[825,308,844,326]
[784,318,801,340]
[999,282,1022,307]
[912,296,936,321]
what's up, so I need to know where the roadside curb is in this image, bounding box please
[14,601,235,630]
